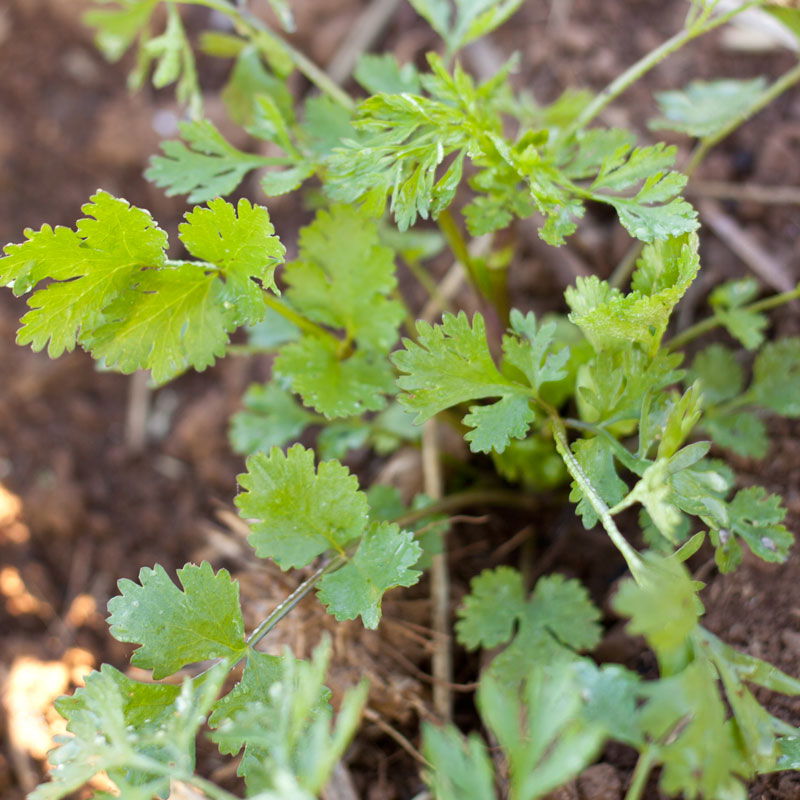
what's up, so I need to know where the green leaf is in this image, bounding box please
[569,437,628,529]
[275,337,396,419]
[354,53,421,94]
[566,234,699,354]
[284,206,403,348]
[688,344,743,405]
[235,444,369,569]
[709,278,767,350]
[209,639,367,795]
[317,522,422,628]
[179,197,285,318]
[85,0,159,61]
[463,395,536,454]
[704,412,769,459]
[457,571,602,684]
[3,191,167,355]
[32,663,227,800]
[394,311,516,415]
[455,566,526,649]
[146,120,272,203]
[478,664,605,798]
[222,45,293,127]
[422,725,496,800]
[82,263,234,385]
[725,486,792,566]
[651,78,768,138]
[408,0,525,53]
[752,337,800,416]
[209,650,288,757]
[614,553,701,672]
[502,310,570,393]
[230,381,317,455]
[107,562,246,679]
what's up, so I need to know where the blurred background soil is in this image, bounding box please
[1,1,800,798]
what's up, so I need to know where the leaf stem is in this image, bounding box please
[667,283,800,351]
[565,2,762,136]
[543,403,645,579]
[261,291,342,346]
[246,557,345,649]
[188,0,355,110]
[624,747,658,800]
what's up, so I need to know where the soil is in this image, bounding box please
[1,1,800,799]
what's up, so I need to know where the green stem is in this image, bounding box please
[246,557,345,649]
[544,404,644,579]
[566,2,761,135]
[261,291,342,346]
[624,748,658,800]
[667,284,800,351]
[686,60,800,176]
[186,0,355,110]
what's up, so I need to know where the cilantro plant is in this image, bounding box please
[6,0,800,798]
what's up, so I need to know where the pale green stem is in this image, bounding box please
[566,1,762,135]
[261,291,341,346]
[185,0,355,110]
[246,557,345,648]
[544,404,645,579]
[667,284,800,351]
[624,748,658,800]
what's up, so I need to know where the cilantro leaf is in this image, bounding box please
[3,193,284,383]
[230,382,317,455]
[704,412,769,459]
[32,663,227,800]
[235,444,369,569]
[752,337,800,416]
[463,394,536,453]
[566,234,699,354]
[457,569,602,684]
[709,278,767,350]
[354,53,421,94]
[614,553,701,672]
[107,562,246,679]
[502,310,570,393]
[569,437,629,529]
[85,0,159,61]
[83,264,234,384]
[651,78,768,138]
[422,725,496,800]
[688,344,743,405]
[3,191,167,354]
[317,522,422,628]
[146,119,275,203]
[409,0,525,53]
[478,663,605,798]
[275,337,396,419]
[209,639,367,795]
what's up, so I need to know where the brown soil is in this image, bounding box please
[1,1,800,799]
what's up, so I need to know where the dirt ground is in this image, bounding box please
[1,1,800,798]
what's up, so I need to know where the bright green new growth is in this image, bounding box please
[1,193,284,383]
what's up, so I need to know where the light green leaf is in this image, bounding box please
[422,725,496,800]
[455,566,526,649]
[688,344,743,405]
[275,336,396,419]
[709,278,767,350]
[569,437,628,529]
[31,662,226,800]
[354,53,421,94]
[146,120,272,203]
[463,395,536,454]
[651,78,768,138]
[235,444,369,569]
[179,197,285,318]
[230,381,317,455]
[107,562,246,679]
[317,522,422,628]
[752,337,800,416]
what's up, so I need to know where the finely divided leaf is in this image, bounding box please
[107,562,246,679]
[316,522,422,628]
[32,662,227,800]
[236,444,369,569]
[146,119,273,203]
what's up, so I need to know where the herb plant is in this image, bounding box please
[6,1,800,798]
